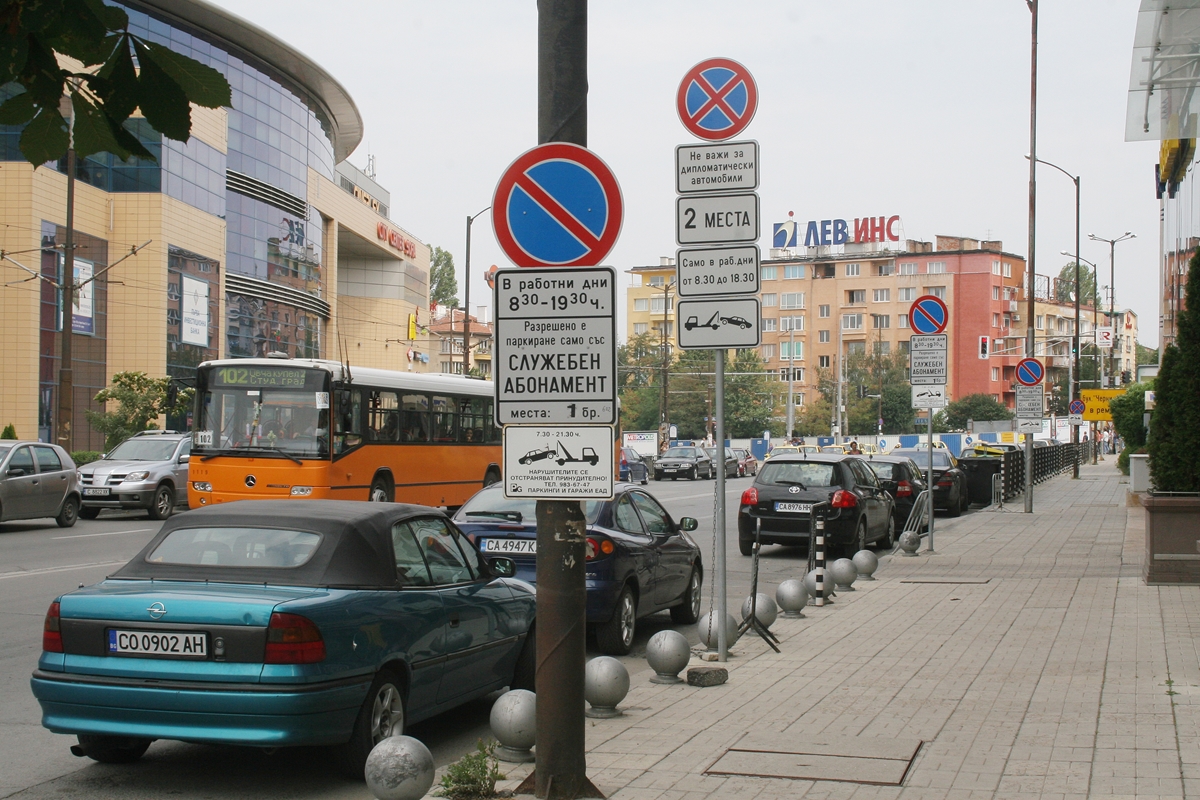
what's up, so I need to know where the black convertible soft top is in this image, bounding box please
[112,500,439,588]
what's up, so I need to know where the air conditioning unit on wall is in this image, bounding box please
[1011,313,1020,322]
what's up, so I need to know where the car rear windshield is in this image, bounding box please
[662,447,698,458]
[106,438,179,461]
[459,490,603,525]
[760,461,839,487]
[146,527,322,567]
[894,450,952,467]
[868,462,896,479]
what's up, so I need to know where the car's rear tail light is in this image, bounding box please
[831,489,858,508]
[896,480,913,497]
[620,456,628,467]
[937,478,953,487]
[585,537,615,561]
[740,487,758,506]
[43,601,63,653]
[265,612,325,664]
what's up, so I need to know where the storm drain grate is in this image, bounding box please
[705,734,922,786]
[900,578,991,584]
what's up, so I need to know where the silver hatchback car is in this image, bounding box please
[77,432,191,520]
[0,441,81,527]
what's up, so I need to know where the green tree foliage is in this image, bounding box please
[1136,342,1158,365]
[1148,250,1200,492]
[0,423,15,439]
[617,332,665,433]
[1055,260,1097,306]
[0,0,231,165]
[1109,381,1151,452]
[816,349,914,435]
[724,349,773,438]
[942,393,1013,431]
[429,246,458,308]
[84,371,192,450]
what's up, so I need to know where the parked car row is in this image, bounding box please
[653,445,761,481]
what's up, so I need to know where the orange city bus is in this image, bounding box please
[187,357,501,509]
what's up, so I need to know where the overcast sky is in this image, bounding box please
[211,0,1161,346]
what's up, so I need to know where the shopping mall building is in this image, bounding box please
[0,0,431,448]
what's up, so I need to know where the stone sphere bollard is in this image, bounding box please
[584,656,630,718]
[852,549,879,581]
[775,579,808,618]
[646,630,691,684]
[698,611,739,649]
[899,530,921,556]
[489,689,536,762]
[364,735,435,800]
[740,593,778,629]
[830,557,858,592]
[803,568,834,604]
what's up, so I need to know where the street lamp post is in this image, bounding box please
[1088,232,1135,388]
[1024,0,1039,513]
[786,325,795,439]
[462,206,491,376]
[659,280,675,439]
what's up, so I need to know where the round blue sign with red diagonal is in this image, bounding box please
[676,58,758,141]
[909,295,949,335]
[1069,398,1085,415]
[1016,358,1045,386]
[492,142,623,268]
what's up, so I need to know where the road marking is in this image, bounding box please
[0,560,126,580]
[52,528,154,540]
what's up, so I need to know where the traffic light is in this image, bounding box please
[979,335,989,359]
[856,385,866,399]
[1122,370,1131,385]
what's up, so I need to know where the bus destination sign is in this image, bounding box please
[494,267,617,426]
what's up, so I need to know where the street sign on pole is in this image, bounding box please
[1097,326,1114,349]
[493,266,616,425]
[909,334,948,385]
[676,58,758,141]
[1015,357,1044,386]
[503,425,614,499]
[675,140,758,194]
[1016,383,1043,427]
[1068,398,1085,427]
[677,297,761,349]
[676,244,759,297]
[676,192,759,245]
[909,295,949,335]
[912,385,947,408]
[492,142,623,267]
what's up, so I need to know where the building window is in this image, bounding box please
[926,286,946,299]
[780,315,804,331]
[648,275,665,287]
[1004,314,1011,328]
[846,263,861,276]
[819,329,830,343]
[898,287,916,302]
[779,368,791,381]
[633,322,648,335]
[872,314,890,329]
[842,313,863,330]
[899,340,911,354]
[992,260,1002,275]
[634,298,649,312]
[761,317,777,332]
[818,304,830,318]
[1003,263,1012,277]
[877,262,895,276]
[760,265,777,281]
[781,340,802,360]
[1035,314,1044,330]
[784,264,804,279]
[761,293,778,307]
[992,286,1000,300]
[650,297,673,313]
[781,292,805,309]
[899,262,917,275]
[873,288,891,302]
[847,290,865,305]
[873,340,891,355]
[819,355,831,368]
[927,262,946,274]
[991,366,1000,381]
[848,341,865,355]
[761,343,776,359]
[994,337,1003,354]
[899,313,909,328]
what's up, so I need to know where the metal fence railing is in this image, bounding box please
[990,442,1081,503]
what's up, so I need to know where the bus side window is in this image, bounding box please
[459,396,487,443]
[432,395,456,442]
[335,388,363,453]
[368,390,400,442]
[402,394,429,442]
[483,399,501,443]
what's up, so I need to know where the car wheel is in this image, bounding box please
[73,735,151,764]
[882,515,897,549]
[595,585,636,655]
[147,485,174,521]
[369,476,393,503]
[738,535,753,556]
[960,487,970,514]
[333,668,406,778]
[483,467,501,487]
[55,496,79,528]
[671,566,703,624]
[511,626,536,691]
[851,518,868,556]
[79,507,100,520]
[947,487,963,517]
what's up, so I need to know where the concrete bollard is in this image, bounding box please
[584,656,630,718]
[646,630,691,684]
[775,579,808,618]
[489,689,536,762]
[740,593,778,629]
[852,549,879,581]
[830,557,858,592]
[364,735,435,800]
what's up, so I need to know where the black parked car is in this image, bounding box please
[703,447,739,479]
[891,448,969,516]
[864,455,929,532]
[654,446,715,481]
[737,453,895,557]
[453,484,703,655]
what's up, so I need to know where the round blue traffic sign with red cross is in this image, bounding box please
[909,295,949,335]
[1069,398,1085,415]
[492,143,624,268]
[1016,358,1045,386]
[676,58,758,141]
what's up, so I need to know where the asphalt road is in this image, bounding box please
[0,476,967,799]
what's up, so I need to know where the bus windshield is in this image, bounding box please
[194,365,331,460]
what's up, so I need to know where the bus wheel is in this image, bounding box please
[369,475,393,503]
[483,467,501,487]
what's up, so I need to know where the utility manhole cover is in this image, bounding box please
[705,734,922,785]
[900,578,990,584]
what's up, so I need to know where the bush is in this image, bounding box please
[71,451,103,466]
[1,424,15,439]
[436,740,506,799]
[1148,249,1200,492]
[1108,382,1151,452]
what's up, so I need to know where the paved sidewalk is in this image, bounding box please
[476,462,1200,800]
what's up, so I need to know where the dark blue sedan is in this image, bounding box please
[30,501,534,777]
[453,483,703,655]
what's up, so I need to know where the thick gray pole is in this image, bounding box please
[926,417,935,552]
[463,215,472,376]
[1024,0,1038,513]
[714,348,728,660]
[56,147,77,453]
[1073,176,1080,478]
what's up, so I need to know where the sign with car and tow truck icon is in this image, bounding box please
[502,426,614,499]
[676,297,762,349]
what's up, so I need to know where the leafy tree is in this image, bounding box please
[724,349,773,437]
[0,0,231,165]
[85,371,192,450]
[0,423,15,439]
[942,393,1012,431]
[617,333,666,433]
[429,246,458,308]
[1055,260,1097,306]
[1148,250,1200,492]
[1109,381,1151,452]
[1136,342,1158,366]
[794,395,832,437]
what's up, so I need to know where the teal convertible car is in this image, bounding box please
[30,500,535,777]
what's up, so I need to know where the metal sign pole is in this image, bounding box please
[714,348,728,662]
[927,417,935,552]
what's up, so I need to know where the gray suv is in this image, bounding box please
[78,431,191,520]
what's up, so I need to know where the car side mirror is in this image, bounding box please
[178,454,190,464]
[488,557,516,578]
[6,468,24,477]
[679,517,698,532]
